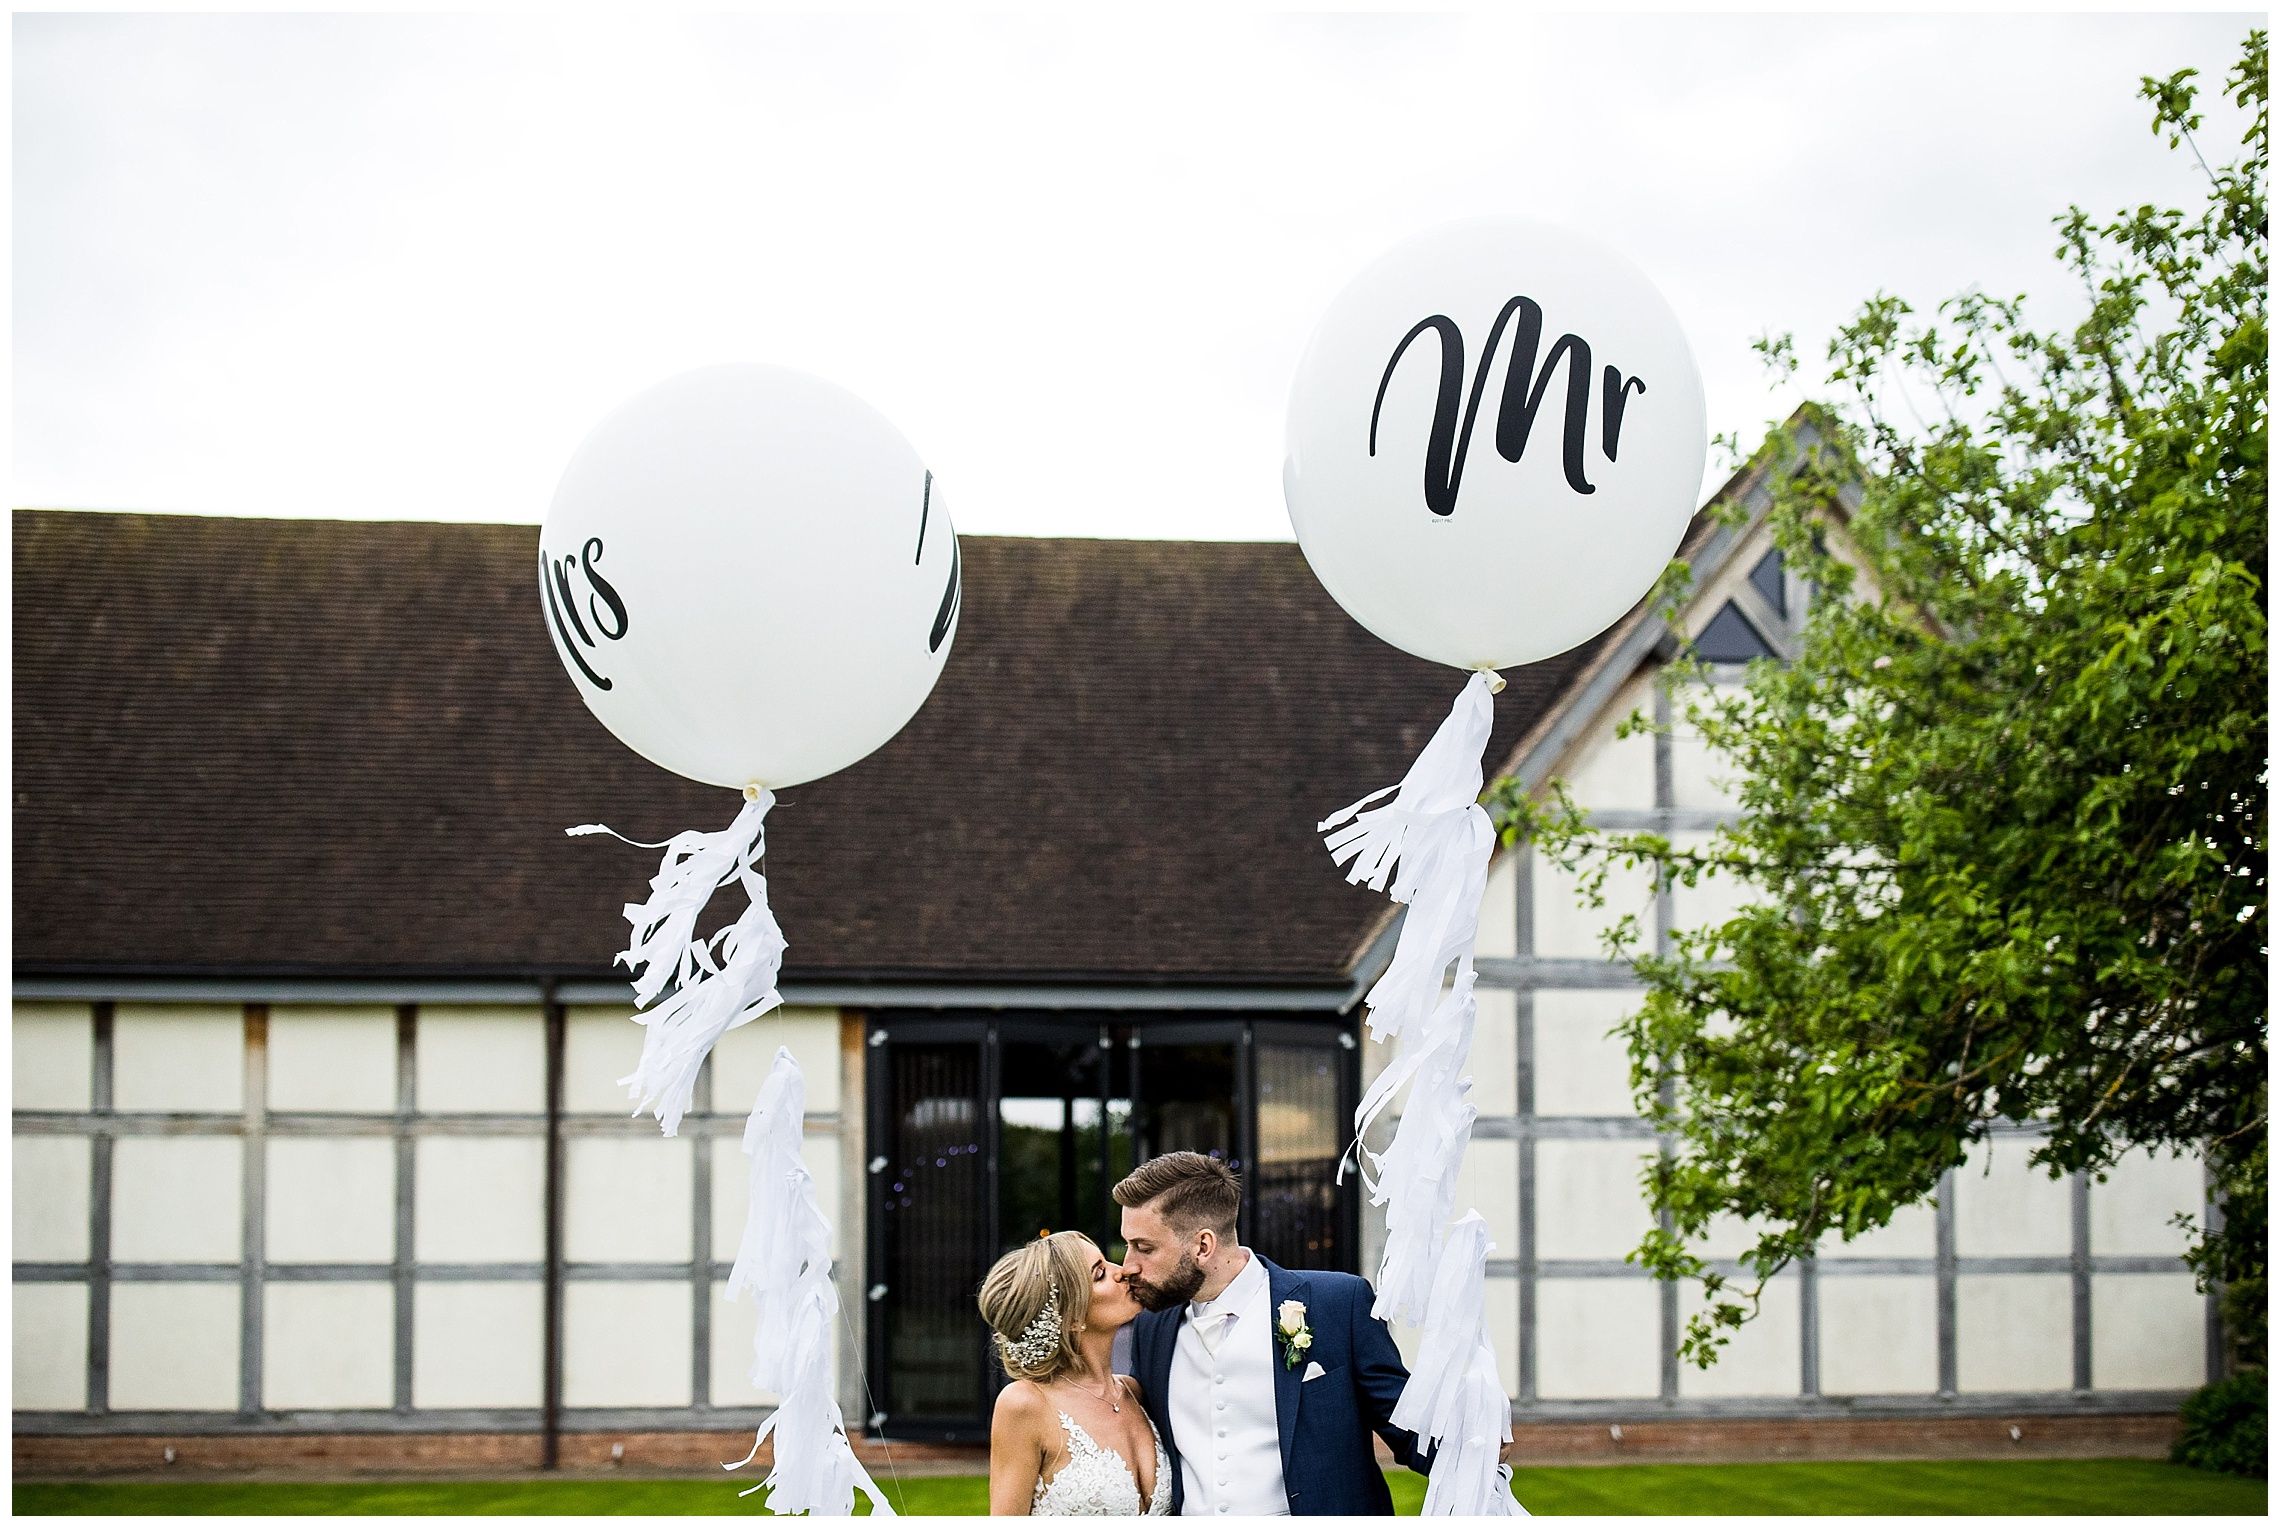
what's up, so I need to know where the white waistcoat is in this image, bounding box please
[1169,1254,1288,1517]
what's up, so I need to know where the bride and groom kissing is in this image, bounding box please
[979,1152,1431,1517]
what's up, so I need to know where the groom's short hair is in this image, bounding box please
[1113,1151,1240,1238]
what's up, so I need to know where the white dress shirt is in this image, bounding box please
[1169,1251,1288,1516]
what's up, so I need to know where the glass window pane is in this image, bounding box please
[1135,1043,1237,1169]
[1255,1043,1344,1271]
[999,1038,1114,1255]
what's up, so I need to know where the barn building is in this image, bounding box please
[11,441,2215,1472]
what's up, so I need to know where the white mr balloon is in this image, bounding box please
[544,365,942,1517]
[1285,216,1705,672]
[1289,220,1706,1518]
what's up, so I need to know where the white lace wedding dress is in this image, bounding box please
[1031,1408,1172,1516]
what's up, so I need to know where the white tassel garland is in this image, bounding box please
[1320,674,1495,1044]
[568,791,786,1137]
[725,1048,893,1517]
[1359,972,1479,1328]
[1394,1214,1524,1517]
[1324,671,1526,1516]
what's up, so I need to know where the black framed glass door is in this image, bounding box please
[867,1024,991,1433]
[864,1011,1357,1440]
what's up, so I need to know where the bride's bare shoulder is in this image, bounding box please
[992,1378,1054,1428]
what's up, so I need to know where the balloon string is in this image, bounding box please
[564,823,679,849]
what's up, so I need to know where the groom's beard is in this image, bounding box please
[1125,1253,1206,1313]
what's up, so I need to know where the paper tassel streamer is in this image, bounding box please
[1320,673,1495,1044]
[1394,1215,1524,1517]
[568,790,786,1137]
[1324,671,1525,1515]
[1359,973,1480,1327]
[725,1047,894,1517]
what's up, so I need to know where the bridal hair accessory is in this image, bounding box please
[997,1283,1064,1369]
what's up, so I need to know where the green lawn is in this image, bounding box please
[13,1459,2265,1516]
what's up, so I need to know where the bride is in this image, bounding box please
[980,1231,1169,1516]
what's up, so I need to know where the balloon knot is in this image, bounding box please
[1475,668,1507,695]
[743,784,763,802]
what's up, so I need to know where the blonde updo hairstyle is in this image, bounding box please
[977,1231,1094,1384]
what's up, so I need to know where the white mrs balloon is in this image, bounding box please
[1289,221,1705,1519]
[542,363,931,1516]
[1284,216,1705,672]
[541,363,959,790]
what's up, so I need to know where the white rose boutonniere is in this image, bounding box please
[1274,1299,1313,1370]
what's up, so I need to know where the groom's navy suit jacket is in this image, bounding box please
[1130,1256,1429,1516]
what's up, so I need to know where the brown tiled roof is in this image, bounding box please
[13,510,1619,986]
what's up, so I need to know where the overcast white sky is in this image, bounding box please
[12,11,2260,540]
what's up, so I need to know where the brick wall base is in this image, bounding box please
[17,1412,2180,1481]
[13,1430,985,1481]
[1495,1412,2182,1464]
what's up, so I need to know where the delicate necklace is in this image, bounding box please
[1065,1370,1120,1414]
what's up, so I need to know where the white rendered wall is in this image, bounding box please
[1476,855,1519,960]
[264,1282,395,1410]
[1454,1139,1521,1254]
[565,1005,646,1114]
[416,1006,546,1112]
[413,1282,544,1409]
[563,1281,693,1407]
[111,1136,241,1263]
[416,1136,547,1263]
[1558,686,1656,810]
[712,1282,771,1407]
[1532,990,1637,1118]
[14,1284,88,1410]
[2091,1148,2202,1258]
[1532,851,1656,962]
[1467,986,1519,1117]
[15,1135,91,1262]
[1818,1276,1939,1394]
[113,1005,242,1111]
[712,1007,845,1114]
[2092,1275,2207,1389]
[1678,1278,1800,1398]
[1822,1202,1938,1261]
[1535,1278,1660,1398]
[566,1134,694,1262]
[268,1007,396,1113]
[1534,1140,1654,1261]
[267,1137,394,1264]
[108,1283,239,1410]
[14,1002,92,1109]
[1956,1275,2074,1392]
[13,997,852,1425]
[1953,1139,2072,1259]
[1669,705,1744,813]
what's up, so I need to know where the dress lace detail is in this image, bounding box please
[1031,1400,1172,1517]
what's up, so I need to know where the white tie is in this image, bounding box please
[1193,1309,1235,1356]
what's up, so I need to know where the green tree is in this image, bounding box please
[1491,31,2267,1371]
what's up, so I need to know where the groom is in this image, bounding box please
[1115,1152,1429,1516]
